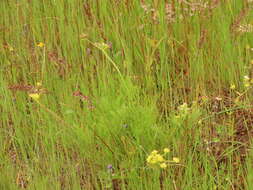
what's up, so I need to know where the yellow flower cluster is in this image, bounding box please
[174,103,190,120]
[178,103,189,113]
[37,42,45,47]
[29,93,40,100]
[28,82,43,101]
[146,148,179,169]
[230,84,236,90]
[146,150,165,164]
[243,75,251,88]
[94,42,110,50]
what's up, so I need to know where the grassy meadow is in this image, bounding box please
[1,0,253,189]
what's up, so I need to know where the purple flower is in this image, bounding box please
[107,164,113,173]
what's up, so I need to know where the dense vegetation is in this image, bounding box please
[1,0,253,189]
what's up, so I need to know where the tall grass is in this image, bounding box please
[1,0,253,189]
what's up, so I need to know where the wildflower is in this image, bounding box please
[172,157,180,163]
[163,148,170,153]
[107,164,113,173]
[94,42,110,50]
[198,120,202,125]
[29,93,40,101]
[146,156,154,164]
[160,163,167,169]
[244,75,250,81]
[37,42,45,47]
[9,46,14,51]
[177,103,190,116]
[146,155,156,164]
[245,83,250,87]
[156,154,165,162]
[36,82,42,87]
[178,103,188,111]
[230,84,236,90]
[243,76,251,87]
[147,149,180,169]
[146,151,164,164]
[175,115,181,119]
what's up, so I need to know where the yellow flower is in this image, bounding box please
[172,157,180,163]
[94,42,109,50]
[37,42,45,47]
[230,84,236,90]
[244,82,250,88]
[178,103,188,110]
[9,46,14,51]
[29,93,40,100]
[163,148,170,153]
[146,155,152,163]
[156,154,165,162]
[160,163,167,169]
[147,150,165,165]
[151,150,158,155]
[178,103,190,114]
[36,82,42,87]
[244,75,250,81]
[175,115,180,119]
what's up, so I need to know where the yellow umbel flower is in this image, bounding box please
[163,148,170,153]
[9,46,14,51]
[146,151,165,165]
[243,75,251,88]
[172,157,180,163]
[244,82,250,88]
[94,42,109,50]
[29,93,40,101]
[36,82,42,87]
[156,154,165,162]
[178,103,188,111]
[37,42,45,47]
[230,84,236,90]
[147,149,180,169]
[160,163,167,169]
[151,150,158,155]
[244,75,250,81]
